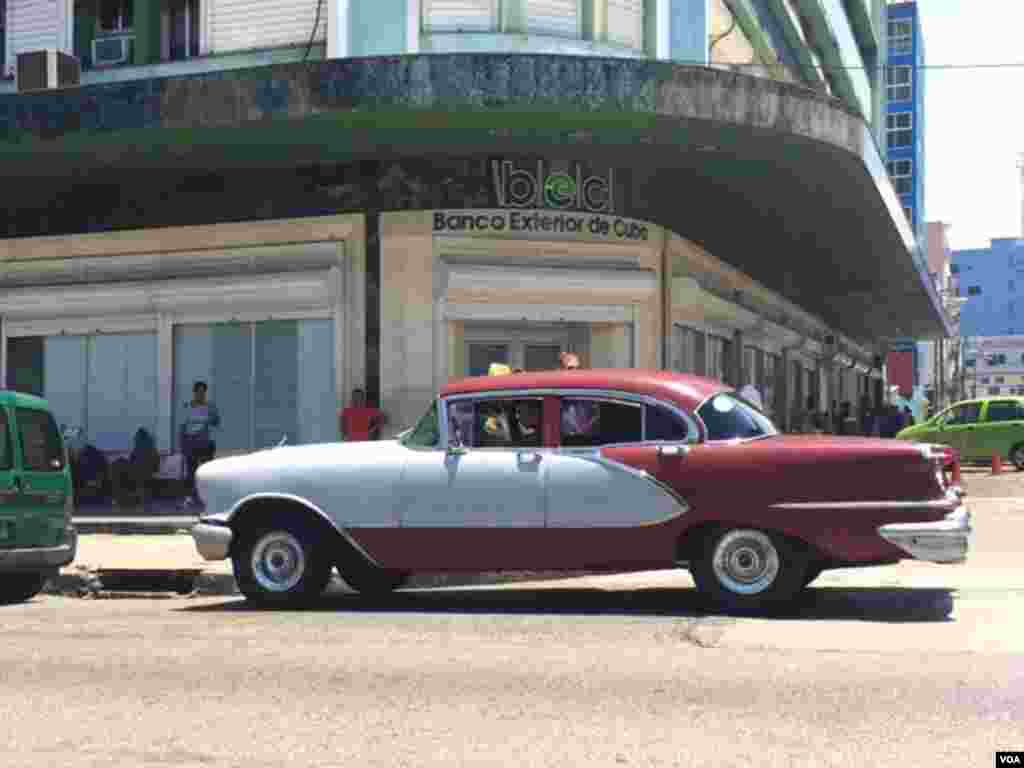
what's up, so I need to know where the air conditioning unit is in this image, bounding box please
[92,36,134,67]
[16,50,80,92]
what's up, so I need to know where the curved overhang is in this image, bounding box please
[0,54,949,343]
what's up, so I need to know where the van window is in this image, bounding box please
[0,410,11,471]
[16,408,65,471]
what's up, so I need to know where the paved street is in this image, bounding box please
[2,475,1023,768]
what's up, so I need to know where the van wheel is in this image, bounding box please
[691,527,807,614]
[0,573,49,604]
[232,519,332,605]
[1011,443,1024,471]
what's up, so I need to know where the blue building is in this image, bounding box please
[953,239,1024,338]
[885,0,926,241]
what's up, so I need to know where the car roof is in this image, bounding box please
[440,369,728,411]
[0,390,50,409]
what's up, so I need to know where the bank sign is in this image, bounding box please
[491,160,614,213]
[433,210,649,242]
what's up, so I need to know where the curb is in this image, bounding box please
[72,517,198,535]
[44,568,594,598]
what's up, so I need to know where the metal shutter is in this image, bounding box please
[606,0,643,49]
[423,0,497,32]
[524,0,579,38]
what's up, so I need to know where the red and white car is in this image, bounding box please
[191,369,970,611]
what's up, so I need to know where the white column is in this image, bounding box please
[407,0,421,54]
[157,313,174,453]
[330,264,347,413]
[327,0,351,58]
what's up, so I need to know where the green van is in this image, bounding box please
[897,397,1024,470]
[0,391,77,603]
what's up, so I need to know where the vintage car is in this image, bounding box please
[898,396,1024,470]
[191,369,970,611]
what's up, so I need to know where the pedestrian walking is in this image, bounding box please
[179,381,220,509]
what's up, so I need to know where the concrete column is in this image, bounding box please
[327,0,351,58]
[156,313,174,453]
[778,348,791,432]
[731,330,743,388]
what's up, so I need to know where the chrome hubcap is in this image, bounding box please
[712,530,780,595]
[251,531,306,593]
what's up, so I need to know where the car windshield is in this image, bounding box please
[400,401,440,449]
[697,392,779,441]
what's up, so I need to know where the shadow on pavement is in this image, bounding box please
[181,584,956,623]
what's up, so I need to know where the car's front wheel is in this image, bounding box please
[1011,443,1024,471]
[691,527,807,613]
[0,573,49,605]
[233,520,332,604]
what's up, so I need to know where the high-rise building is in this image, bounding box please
[885,0,926,242]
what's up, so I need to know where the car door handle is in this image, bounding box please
[517,451,542,464]
[657,445,689,457]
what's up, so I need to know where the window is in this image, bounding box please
[670,325,699,374]
[943,403,982,426]
[165,0,200,61]
[707,335,732,385]
[1011,280,1016,292]
[951,264,960,274]
[887,159,913,195]
[0,409,11,471]
[887,113,913,149]
[16,408,65,472]
[448,397,544,449]
[560,398,641,447]
[0,0,6,78]
[98,0,133,32]
[402,401,440,449]
[989,386,1002,396]
[966,286,982,296]
[697,392,778,441]
[985,401,1024,423]
[980,376,991,384]
[996,376,1005,384]
[886,65,912,102]
[888,19,912,55]
[644,403,694,443]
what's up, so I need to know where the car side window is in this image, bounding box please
[959,404,982,425]
[449,398,543,449]
[16,408,65,472]
[0,409,12,471]
[561,398,642,447]
[986,401,1022,423]
[644,403,693,443]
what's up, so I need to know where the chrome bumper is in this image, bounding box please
[877,504,971,564]
[0,526,77,571]
[192,518,233,561]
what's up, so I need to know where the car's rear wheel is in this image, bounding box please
[1011,443,1024,471]
[233,519,332,605]
[691,527,807,613]
[0,573,49,605]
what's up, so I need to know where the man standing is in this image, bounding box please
[339,388,384,441]
[180,381,220,509]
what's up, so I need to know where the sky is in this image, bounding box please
[919,0,1024,250]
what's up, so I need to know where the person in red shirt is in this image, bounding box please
[339,388,384,441]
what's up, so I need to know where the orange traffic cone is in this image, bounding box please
[991,452,1003,475]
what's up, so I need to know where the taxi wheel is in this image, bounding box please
[1011,443,1024,471]
[0,573,49,604]
[232,519,332,605]
[692,527,808,614]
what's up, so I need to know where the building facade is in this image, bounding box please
[884,0,924,238]
[0,0,947,459]
[953,238,1024,398]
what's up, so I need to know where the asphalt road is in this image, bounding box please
[2,489,1023,768]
